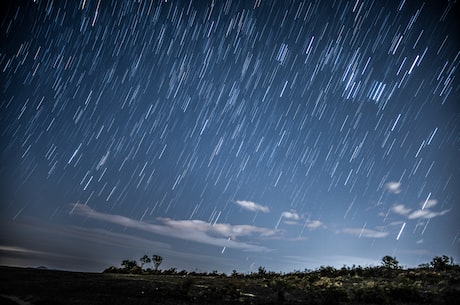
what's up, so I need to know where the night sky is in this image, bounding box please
[1,0,459,273]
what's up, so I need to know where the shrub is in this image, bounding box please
[353,287,388,304]
[121,259,138,270]
[388,286,422,303]
[102,266,119,273]
[431,255,450,271]
[382,255,400,269]
[318,266,337,277]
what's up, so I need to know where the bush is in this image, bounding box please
[102,266,119,273]
[382,255,400,269]
[318,266,337,277]
[353,287,388,304]
[305,287,349,305]
[388,286,422,303]
[431,255,451,271]
[130,265,142,274]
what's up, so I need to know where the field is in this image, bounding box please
[1,265,459,304]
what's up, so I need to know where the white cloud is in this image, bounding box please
[420,199,438,209]
[278,212,326,232]
[2,219,252,272]
[305,220,325,230]
[71,203,272,252]
[342,228,389,238]
[280,216,325,231]
[159,218,277,238]
[385,181,401,194]
[391,204,412,216]
[387,221,405,226]
[235,200,270,213]
[390,200,450,220]
[407,208,450,219]
[281,210,300,220]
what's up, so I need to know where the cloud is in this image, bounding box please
[281,210,300,220]
[277,215,325,233]
[420,199,438,209]
[159,218,277,238]
[407,208,450,219]
[342,228,389,238]
[277,211,326,232]
[391,204,412,216]
[1,218,249,273]
[235,200,270,213]
[305,220,325,230]
[0,245,49,256]
[385,181,401,194]
[389,200,450,220]
[71,203,273,252]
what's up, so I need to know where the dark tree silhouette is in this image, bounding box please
[430,255,450,270]
[140,254,151,269]
[121,259,138,270]
[152,254,163,271]
[381,256,400,269]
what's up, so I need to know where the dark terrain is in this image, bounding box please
[1,265,459,305]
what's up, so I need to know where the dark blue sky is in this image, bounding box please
[1,0,459,273]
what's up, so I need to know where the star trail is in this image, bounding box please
[0,0,459,273]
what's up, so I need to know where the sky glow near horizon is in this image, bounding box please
[0,0,459,273]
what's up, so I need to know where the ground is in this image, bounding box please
[0,266,459,304]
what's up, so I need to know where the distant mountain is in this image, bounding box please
[34,266,48,270]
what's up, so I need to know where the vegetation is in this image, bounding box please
[152,254,163,271]
[381,255,400,270]
[1,255,459,304]
[139,254,151,269]
[104,254,163,274]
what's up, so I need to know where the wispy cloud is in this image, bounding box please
[390,202,450,220]
[1,219,247,272]
[407,208,450,219]
[275,210,301,230]
[305,220,325,230]
[235,200,270,213]
[0,245,49,256]
[385,181,401,194]
[420,199,438,209]
[342,228,389,238]
[159,218,277,238]
[280,216,325,231]
[391,204,412,216]
[71,203,273,252]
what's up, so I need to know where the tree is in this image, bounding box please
[381,255,400,269]
[418,263,430,269]
[430,255,450,270]
[140,254,151,269]
[152,254,163,271]
[121,259,138,271]
[257,266,267,277]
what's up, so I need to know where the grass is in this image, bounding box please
[1,265,459,304]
